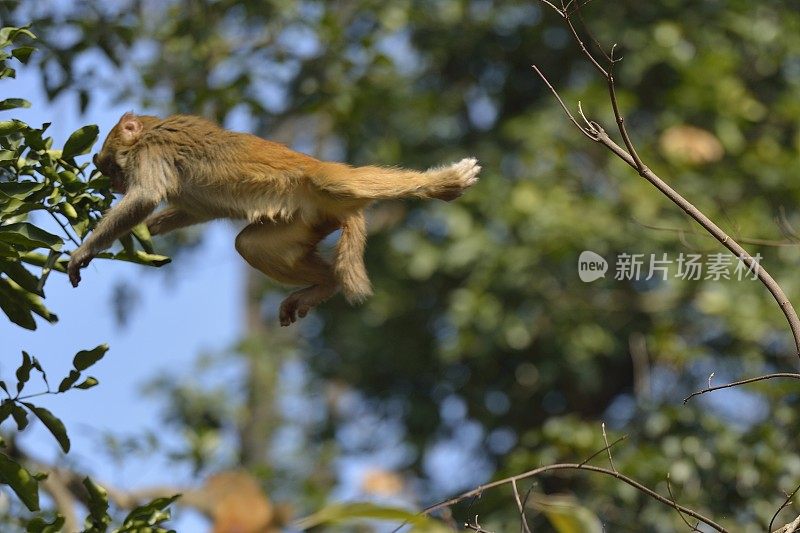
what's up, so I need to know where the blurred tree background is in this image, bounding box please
[5,0,800,531]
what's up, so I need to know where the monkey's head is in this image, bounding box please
[93,112,147,193]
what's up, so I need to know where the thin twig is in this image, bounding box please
[601,422,616,473]
[579,434,627,467]
[556,1,646,172]
[540,0,566,16]
[683,373,800,404]
[464,515,494,532]
[48,210,81,247]
[775,515,800,533]
[666,473,701,532]
[776,207,800,243]
[632,219,800,247]
[421,462,727,532]
[511,479,532,533]
[531,64,596,139]
[769,482,800,532]
[536,0,800,359]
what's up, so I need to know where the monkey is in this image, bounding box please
[68,112,480,326]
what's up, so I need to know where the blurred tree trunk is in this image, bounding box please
[239,268,279,468]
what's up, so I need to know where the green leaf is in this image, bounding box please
[57,370,81,393]
[22,403,70,453]
[0,27,36,46]
[29,357,49,390]
[131,223,154,254]
[533,494,603,533]
[0,98,30,111]
[0,181,46,200]
[16,350,32,393]
[75,377,99,390]
[61,125,98,159]
[114,249,172,267]
[26,288,58,323]
[20,251,64,271]
[122,494,180,526]
[0,222,63,250]
[0,451,39,511]
[22,128,48,150]
[0,118,28,135]
[11,46,35,64]
[11,405,28,430]
[36,249,61,293]
[83,477,111,530]
[0,400,13,423]
[73,344,108,371]
[0,277,37,330]
[25,514,65,533]
[1,259,42,296]
[61,202,78,219]
[0,276,57,328]
[296,503,451,531]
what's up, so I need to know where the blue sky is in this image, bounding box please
[2,64,242,529]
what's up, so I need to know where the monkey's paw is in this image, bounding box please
[279,285,336,326]
[67,249,95,287]
[426,157,481,201]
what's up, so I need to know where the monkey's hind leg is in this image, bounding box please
[235,220,339,326]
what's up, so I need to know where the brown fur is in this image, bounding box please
[70,113,480,325]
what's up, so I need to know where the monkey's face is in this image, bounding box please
[93,128,129,193]
[93,151,127,193]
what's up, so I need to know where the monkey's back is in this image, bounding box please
[144,115,330,224]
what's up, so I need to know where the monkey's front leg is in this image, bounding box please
[68,193,159,286]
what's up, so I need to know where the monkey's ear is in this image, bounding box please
[118,112,143,144]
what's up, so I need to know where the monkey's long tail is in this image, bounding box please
[335,211,373,304]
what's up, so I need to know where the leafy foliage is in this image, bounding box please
[0,26,168,331]
[0,25,176,531]
[82,477,178,533]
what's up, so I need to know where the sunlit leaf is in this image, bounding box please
[83,477,111,530]
[61,125,98,159]
[0,451,39,511]
[73,344,108,371]
[74,377,99,390]
[0,98,30,111]
[295,502,450,531]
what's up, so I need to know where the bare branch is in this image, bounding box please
[666,473,701,532]
[771,483,800,533]
[579,434,626,467]
[464,515,494,532]
[511,479,532,533]
[535,1,800,358]
[601,422,616,473]
[531,64,597,140]
[775,515,800,533]
[632,218,800,247]
[683,373,800,404]
[421,462,726,532]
